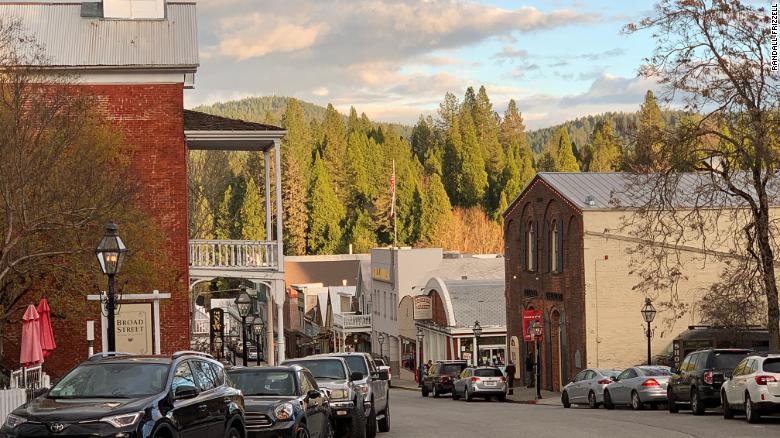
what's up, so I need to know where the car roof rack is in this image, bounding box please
[172,350,214,360]
[88,352,134,361]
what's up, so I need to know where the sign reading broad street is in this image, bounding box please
[114,303,153,354]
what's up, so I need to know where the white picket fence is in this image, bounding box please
[0,388,26,426]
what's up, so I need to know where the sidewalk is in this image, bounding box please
[392,377,560,406]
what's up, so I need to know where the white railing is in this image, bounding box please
[0,389,26,426]
[189,240,279,270]
[334,313,371,329]
[193,318,209,335]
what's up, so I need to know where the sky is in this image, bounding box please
[187,0,663,129]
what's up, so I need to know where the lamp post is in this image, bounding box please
[416,328,424,387]
[378,333,385,360]
[252,316,264,365]
[532,320,543,400]
[235,289,252,366]
[95,222,128,353]
[641,297,657,366]
[473,320,482,367]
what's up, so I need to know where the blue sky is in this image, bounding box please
[187,0,664,129]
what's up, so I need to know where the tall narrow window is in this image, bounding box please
[551,220,559,272]
[526,221,536,272]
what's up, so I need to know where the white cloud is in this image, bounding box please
[312,86,329,97]
[216,14,326,60]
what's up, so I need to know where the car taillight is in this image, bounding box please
[597,379,612,385]
[500,376,507,382]
[641,379,660,387]
[703,371,714,385]
[755,375,777,385]
[470,377,481,383]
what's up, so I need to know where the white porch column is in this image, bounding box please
[275,279,286,363]
[267,290,275,365]
[273,140,284,268]
[264,151,272,240]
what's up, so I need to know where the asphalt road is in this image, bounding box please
[382,388,780,437]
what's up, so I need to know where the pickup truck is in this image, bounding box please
[327,352,391,437]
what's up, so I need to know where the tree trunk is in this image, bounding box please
[756,200,780,353]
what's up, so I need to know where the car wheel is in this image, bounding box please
[588,391,598,409]
[421,385,429,397]
[378,400,390,433]
[631,391,644,411]
[296,424,310,438]
[366,402,377,438]
[691,388,705,416]
[465,388,473,402]
[561,391,571,408]
[452,388,460,400]
[227,427,241,438]
[721,392,734,419]
[347,400,367,438]
[433,385,440,398]
[603,390,615,410]
[745,393,761,424]
[668,387,679,413]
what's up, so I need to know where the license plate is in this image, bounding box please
[337,410,348,416]
[485,382,496,387]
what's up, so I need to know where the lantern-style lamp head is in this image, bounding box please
[416,328,424,342]
[252,316,264,336]
[641,297,657,323]
[96,222,127,275]
[532,320,543,338]
[473,320,483,338]
[235,289,252,318]
[378,333,385,344]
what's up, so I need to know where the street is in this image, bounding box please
[385,389,780,438]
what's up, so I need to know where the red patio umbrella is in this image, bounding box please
[20,304,44,367]
[37,298,56,359]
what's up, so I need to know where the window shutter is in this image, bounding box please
[520,221,526,271]
[556,218,564,273]
[542,221,550,273]
[533,221,539,272]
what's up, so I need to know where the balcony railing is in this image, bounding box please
[189,240,279,270]
[333,313,371,329]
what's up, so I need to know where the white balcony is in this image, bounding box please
[189,240,284,281]
[333,313,371,333]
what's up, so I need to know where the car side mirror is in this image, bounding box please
[32,387,49,399]
[307,389,321,400]
[173,385,199,400]
[349,372,364,382]
[378,370,389,381]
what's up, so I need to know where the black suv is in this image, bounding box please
[1,351,244,438]
[668,348,751,415]
[421,360,468,398]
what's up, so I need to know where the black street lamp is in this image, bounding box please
[252,316,265,365]
[533,320,543,400]
[641,297,657,365]
[95,222,128,353]
[473,321,483,367]
[416,328,425,387]
[378,333,385,360]
[235,289,252,366]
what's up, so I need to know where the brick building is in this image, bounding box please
[1,0,287,375]
[503,173,728,391]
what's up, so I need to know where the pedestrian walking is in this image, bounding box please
[525,352,534,388]
[505,361,516,395]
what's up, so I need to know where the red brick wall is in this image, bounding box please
[2,83,190,377]
[504,176,587,391]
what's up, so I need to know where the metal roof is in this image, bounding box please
[0,1,198,69]
[421,256,504,282]
[184,110,282,131]
[442,279,506,328]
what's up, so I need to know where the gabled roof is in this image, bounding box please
[0,1,198,70]
[443,279,505,328]
[184,110,283,132]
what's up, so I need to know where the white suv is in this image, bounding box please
[721,354,780,423]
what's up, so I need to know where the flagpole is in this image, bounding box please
[392,159,397,248]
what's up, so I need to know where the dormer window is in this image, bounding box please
[103,0,165,20]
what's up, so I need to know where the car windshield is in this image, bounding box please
[374,359,386,366]
[441,364,464,375]
[713,352,749,370]
[49,363,168,398]
[763,358,780,373]
[229,371,297,397]
[598,370,621,378]
[286,360,346,380]
[342,356,368,376]
[474,368,503,377]
[640,367,671,376]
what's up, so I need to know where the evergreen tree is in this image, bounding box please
[263,110,276,126]
[500,99,527,156]
[240,179,265,240]
[347,106,361,134]
[474,86,504,212]
[410,115,435,163]
[634,90,666,169]
[190,188,215,239]
[281,98,310,255]
[442,115,464,202]
[307,155,344,254]
[555,128,580,172]
[419,173,453,244]
[345,209,377,253]
[584,120,622,171]
[321,104,348,199]
[457,111,489,206]
[437,92,460,132]
[215,185,237,240]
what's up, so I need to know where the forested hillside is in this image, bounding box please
[189,89,681,255]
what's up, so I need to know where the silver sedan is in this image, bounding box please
[603,366,672,410]
[561,368,621,408]
[452,366,508,402]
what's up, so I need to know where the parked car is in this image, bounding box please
[602,366,672,410]
[657,325,768,368]
[668,348,752,415]
[721,354,780,423]
[227,365,331,438]
[372,357,391,385]
[451,366,507,402]
[561,368,621,409]
[0,351,244,438]
[421,360,468,398]
[283,356,368,438]
[326,352,390,437]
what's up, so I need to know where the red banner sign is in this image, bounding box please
[522,310,543,341]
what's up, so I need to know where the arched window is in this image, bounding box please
[551,220,559,273]
[526,221,536,272]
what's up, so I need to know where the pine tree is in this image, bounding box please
[474,86,504,213]
[240,179,265,240]
[442,115,464,203]
[437,92,460,132]
[457,110,489,206]
[555,128,580,171]
[281,99,310,254]
[419,173,453,244]
[190,187,215,239]
[345,209,377,253]
[585,120,622,171]
[263,110,276,126]
[215,185,237,240]
[634,90,666,170]
[307,155,344,254]
[347,106,361,134]
[410,115,435,163]
[321,104,348,199]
